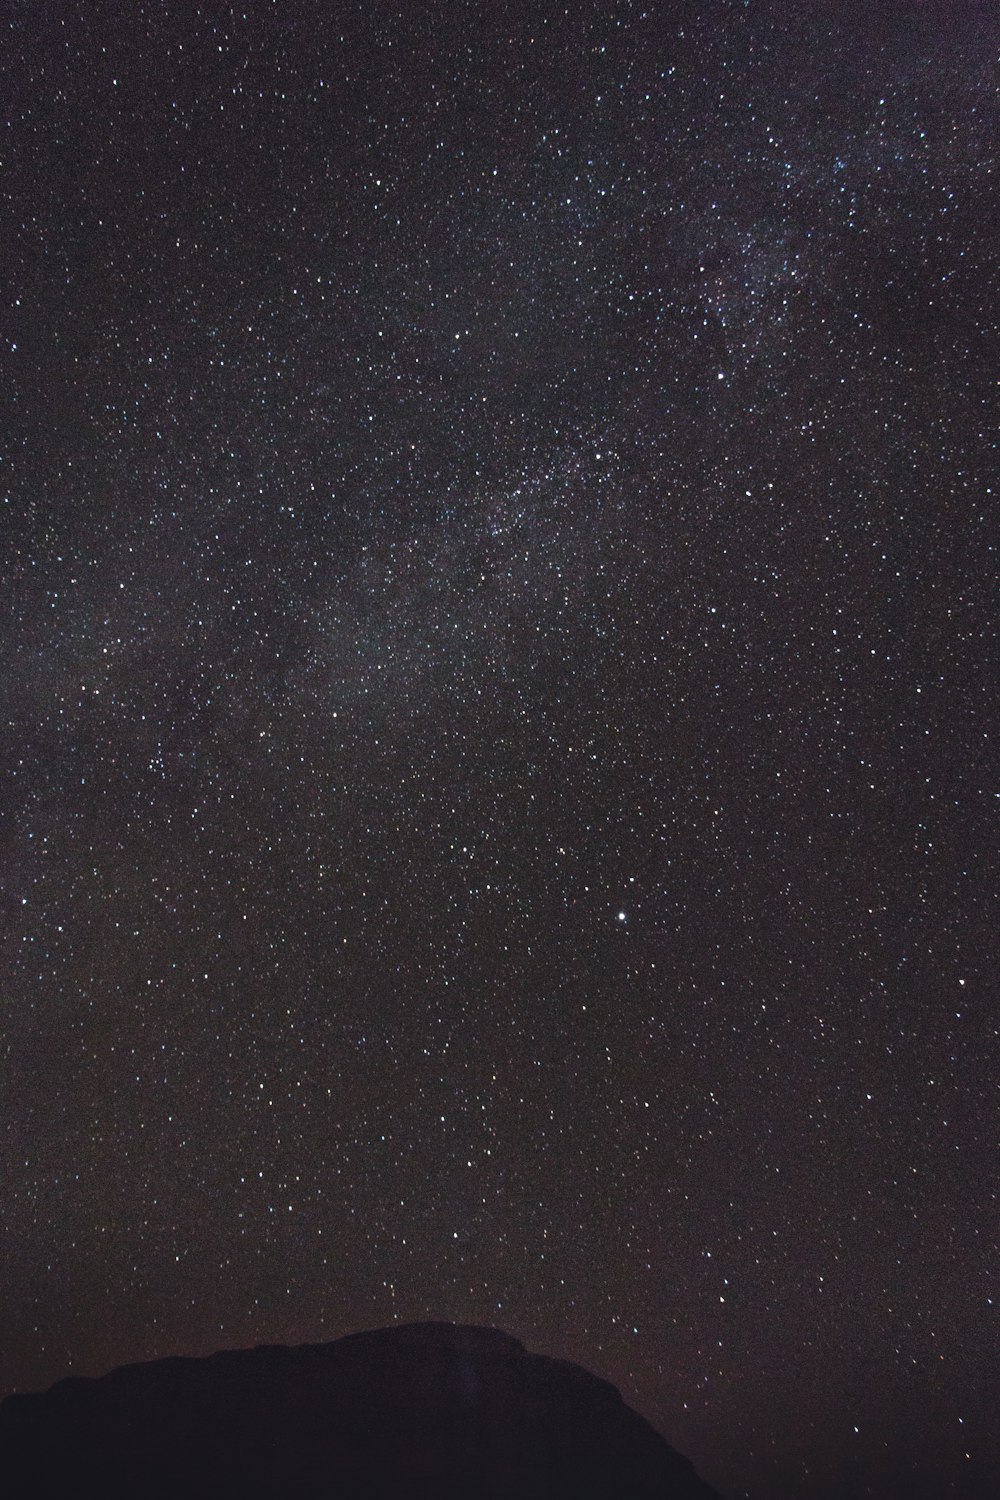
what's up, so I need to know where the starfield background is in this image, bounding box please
[1,3,996,1497]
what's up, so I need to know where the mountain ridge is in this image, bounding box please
[0,1320,723,1498]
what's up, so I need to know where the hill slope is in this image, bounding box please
[0,1321,723,1498]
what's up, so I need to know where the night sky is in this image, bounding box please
[2,3,997,1497]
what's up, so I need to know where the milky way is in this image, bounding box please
[2,5,996,1497]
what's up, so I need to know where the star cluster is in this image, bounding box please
[2,4,996,1497]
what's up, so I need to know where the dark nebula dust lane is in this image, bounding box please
[2,4,997,1498]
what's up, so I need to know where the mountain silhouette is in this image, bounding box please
[0,1321,723,1498]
